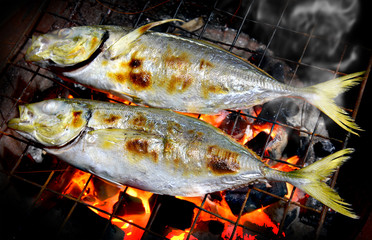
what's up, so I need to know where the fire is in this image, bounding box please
[199,110,230,128]
[173,195,283,239]
[62,169,153,239]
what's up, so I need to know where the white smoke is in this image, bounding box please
[255,0,360,71]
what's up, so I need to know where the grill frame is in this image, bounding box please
[0,0,371,239]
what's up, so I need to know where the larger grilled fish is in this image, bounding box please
[8,98,357,218]
[25,19,364,135]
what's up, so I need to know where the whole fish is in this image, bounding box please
[25,19,364,134]
[8,98,357,218]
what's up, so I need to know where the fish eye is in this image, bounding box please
[42,101,61,115]
[57,28,72,37]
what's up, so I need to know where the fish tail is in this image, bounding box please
[266,148,358,219]
[301,71,364,135]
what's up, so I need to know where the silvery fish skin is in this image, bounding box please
[25,19,363,134]
[8,98,357,218]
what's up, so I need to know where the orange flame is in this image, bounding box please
[62,169,153,238]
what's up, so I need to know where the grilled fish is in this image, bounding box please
[25,19,364,135]
[8,98,357,218]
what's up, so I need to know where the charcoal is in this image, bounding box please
[258,98,300,124]
[92,177,120,201]
[219,112,248,140]
[115,192,146,216]
[282,130,301,157]
[299,196,336,229]
[208,220,225,235]
[246,131,272,156]
[148,195,196,233]
[192,220,225,240]
[225,181,288,215]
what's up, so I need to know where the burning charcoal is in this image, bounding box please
[209,191,224,202]
[225,181,288,215]
[246,131,272,156]
[115,192,146,216]
[191,220,225,239]
[148,195,196,234]
[218,111,248,141]
[208,220,225,235]
[92,177,121,201]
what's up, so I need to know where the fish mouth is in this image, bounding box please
[7,105,35,133]
[7,117,23,130]
[26,30,110,71]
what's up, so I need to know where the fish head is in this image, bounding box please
[8,99,90,147]
[25,26,107,67]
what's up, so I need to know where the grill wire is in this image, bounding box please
[0,0,371,239]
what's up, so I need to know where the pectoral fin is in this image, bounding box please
[108,19,184,59]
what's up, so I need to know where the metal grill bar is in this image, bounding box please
[0,0,370,239]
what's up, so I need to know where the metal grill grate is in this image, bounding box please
[0,0,371,239]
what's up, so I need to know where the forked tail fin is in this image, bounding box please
[301,71,364,135]
[270,148,358,219]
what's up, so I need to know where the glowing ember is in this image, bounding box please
[62,169,153,238]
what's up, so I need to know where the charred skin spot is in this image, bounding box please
[163,50,195,94]
[130,113,147,127]
[201,82,228,99]
[167,121,182,135]
[206,145,240,174]
[167,74,193,94]
[72,111,83,128]
[104,114,121,124]
[125,139,158,163]
[129,58,142,68]
[174,158,181,165]
[129,112,155,132]
[187,129,195,135]
[126,139,148,153]
[199,59,214,70]
[108,72,126,83]
[129,71,151,89]
[164,52,191,69]
[107,53,152,90]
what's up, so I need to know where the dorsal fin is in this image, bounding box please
[108,19,184,59]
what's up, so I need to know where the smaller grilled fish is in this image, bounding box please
[8,98,357,218]
[25,19,364,135]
